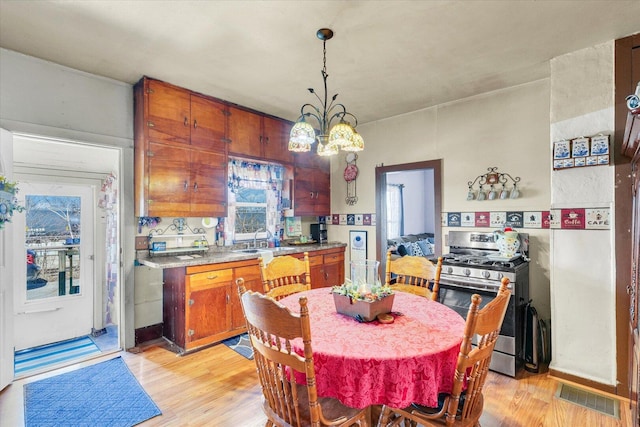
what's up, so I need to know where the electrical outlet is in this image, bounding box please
[135,236,149,250]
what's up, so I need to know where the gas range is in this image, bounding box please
[437,230,531,377]
[440,231,530,289]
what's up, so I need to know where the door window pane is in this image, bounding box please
[25,195,81,300]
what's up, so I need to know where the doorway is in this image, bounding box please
[375,159,443,271]
[8,134,122,373]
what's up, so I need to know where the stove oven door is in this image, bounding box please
[438,281,519,377]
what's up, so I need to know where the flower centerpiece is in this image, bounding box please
[332,276,395,322]
[0,175,25,230]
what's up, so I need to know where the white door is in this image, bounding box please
[13,181,94,350]
[0,128,15,391]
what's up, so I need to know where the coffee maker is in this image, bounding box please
[310,223,327,243]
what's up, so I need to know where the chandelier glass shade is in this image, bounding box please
[288,28,364,156]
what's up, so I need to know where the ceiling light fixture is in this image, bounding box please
[288,28,364,156]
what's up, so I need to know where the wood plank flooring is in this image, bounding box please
[0,340,632,426]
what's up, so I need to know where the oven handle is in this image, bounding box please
[439,279,510,293]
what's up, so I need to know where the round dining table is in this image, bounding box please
[279,287,466,410]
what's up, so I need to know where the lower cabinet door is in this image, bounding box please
[232,265,262,330]
[186,286,228,344]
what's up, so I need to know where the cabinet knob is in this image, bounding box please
[193,182,198,192]
[184,117,189,127]
[184,181,188,192]
[147,121,155,128]
[193,119,198,129]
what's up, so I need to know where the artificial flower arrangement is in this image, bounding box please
[0,175,25,229]
[332,278,394,302]
[332,279,395,322]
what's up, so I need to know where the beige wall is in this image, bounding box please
[549,42,616,385]
[330,79,552,324]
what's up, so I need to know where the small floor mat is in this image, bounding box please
[555,383,619,418]
[24,356,161,427]
[222,333,254,360]
[15,336,101,378]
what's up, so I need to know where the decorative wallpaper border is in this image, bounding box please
[443,208,610,230]
[323,207,610,230]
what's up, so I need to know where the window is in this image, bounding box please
[386,184,404,238]
[234,188,267,240]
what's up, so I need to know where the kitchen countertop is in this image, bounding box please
[137,241,347,269]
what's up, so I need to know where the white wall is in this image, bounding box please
[549,42,616,385]
[331,79,552,325]
[0,48,136,348]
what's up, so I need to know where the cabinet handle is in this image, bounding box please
[193,119,198,129]
[259,136,263,144]
[310,192,314,199]
[226,294,230,303]
[207,274,219,280]
[324,271,329,280]
[147,121,155,128]
[184,181,188,192]
[315,192,319,199]
[265,136,270,144]
[193,182,198,192]
[184,117,189,127]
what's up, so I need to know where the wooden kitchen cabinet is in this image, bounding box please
[299,247,345,289]
[293,165,331,216]
[134,77,228,217]
[227,105,293,164]
[145,142,227,217]
[163,259,262,352]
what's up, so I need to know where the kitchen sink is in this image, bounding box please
[232,247,292,254]
[231,249,268,254]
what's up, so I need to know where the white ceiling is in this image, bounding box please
[1,1,639,125]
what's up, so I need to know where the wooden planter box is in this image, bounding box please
[332,293,394,322]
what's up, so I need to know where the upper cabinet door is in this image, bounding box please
[227,106,262,157]
[145,79,191,145]
[190,94,228,152]
[262,116,293,164]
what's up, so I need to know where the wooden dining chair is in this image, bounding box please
[385,250,442,301]
[236,278,370,427]
[378,277,511,427]
[259,252,311,301]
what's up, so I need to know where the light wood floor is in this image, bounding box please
[0,340,632,426]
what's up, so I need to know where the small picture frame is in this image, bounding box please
[553,159,564,169]
[571,138,590,158]
[563,158,574,168]
[349,230,367,262]
[597,155,610,165]
[553,140,571,159]
[586,156,598,166]
[574,157,586,167]
[590,135,609,156]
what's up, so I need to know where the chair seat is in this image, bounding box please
[264,383,368,427]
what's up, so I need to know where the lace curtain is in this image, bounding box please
[387,184,404,238]
[228,159,284,192]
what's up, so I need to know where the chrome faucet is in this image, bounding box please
[253,228,264,248]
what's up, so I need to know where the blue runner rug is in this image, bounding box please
[222,333,254,360]
[24,356,161,427]
[15,336,101,378]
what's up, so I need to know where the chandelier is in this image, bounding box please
[288,28,364,156]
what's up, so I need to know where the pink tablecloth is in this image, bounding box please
[279,288,465,409]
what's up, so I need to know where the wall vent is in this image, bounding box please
[555,384,619,418]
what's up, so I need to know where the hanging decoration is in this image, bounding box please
[466,167,521,201]
[344,153,359,205]
[0,175,25,229]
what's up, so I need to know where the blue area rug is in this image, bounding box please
[24,356,161,427]
[15,336,101,378]
[222,333,254,360]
